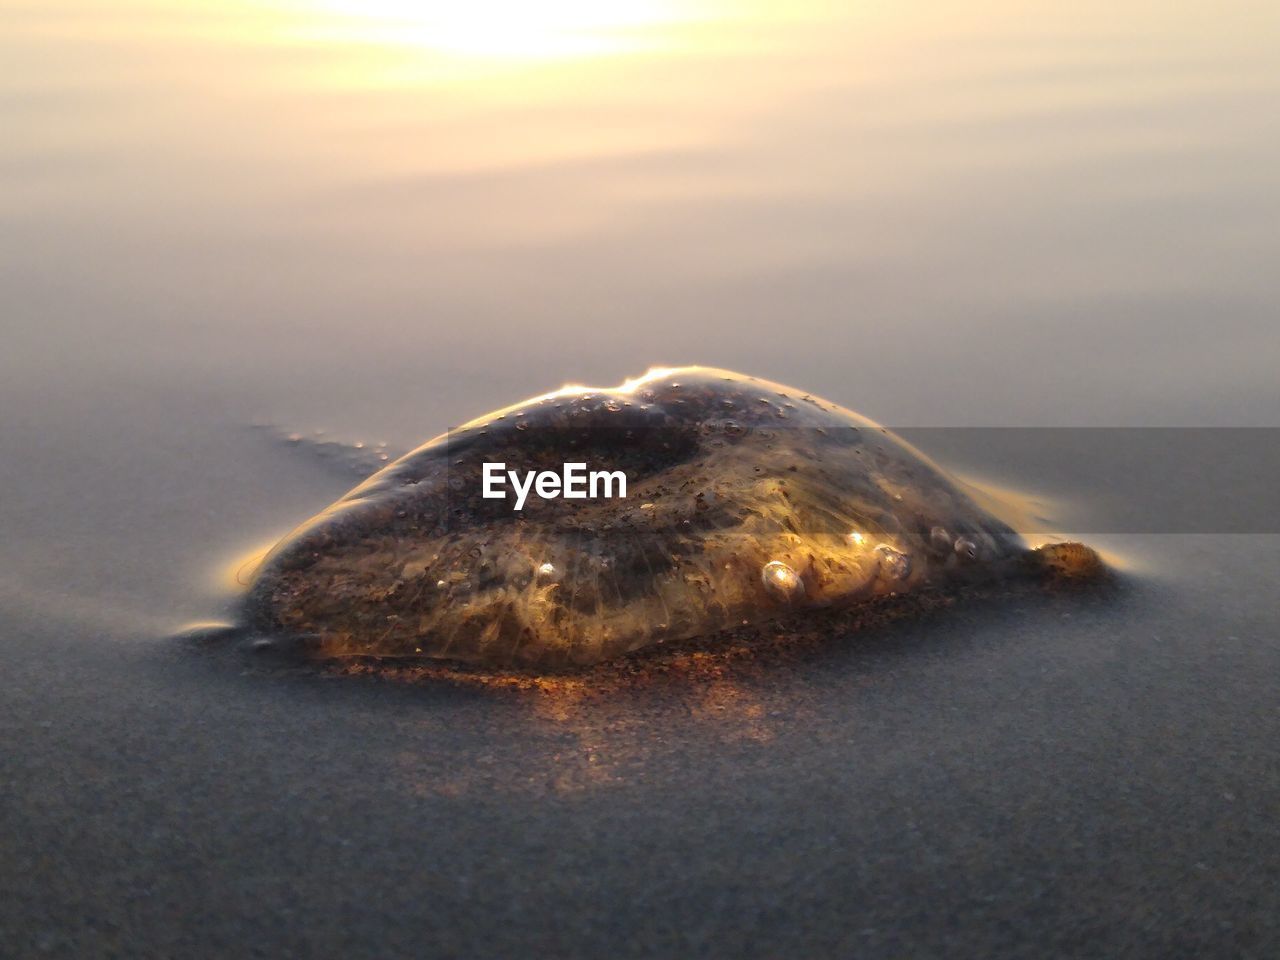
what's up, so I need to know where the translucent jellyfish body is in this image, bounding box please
[243,367,1098,668]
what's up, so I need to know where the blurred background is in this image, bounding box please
[5,0,1278,442]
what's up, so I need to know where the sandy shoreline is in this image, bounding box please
[4,541,1278,957]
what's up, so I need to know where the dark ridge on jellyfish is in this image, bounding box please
[237,367,1105,669]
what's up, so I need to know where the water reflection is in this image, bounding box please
[378,645,790,797]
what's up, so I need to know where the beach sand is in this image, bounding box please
[1,397,1276,956]
[4,538,1278,958]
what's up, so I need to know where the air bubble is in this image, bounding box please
[874,544,912,580]
[761,560,805,603]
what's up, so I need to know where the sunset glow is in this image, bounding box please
[289,0,689,59]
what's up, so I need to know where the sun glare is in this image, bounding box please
[295,0,687,60]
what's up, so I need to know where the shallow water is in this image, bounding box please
[2,1,1279,956]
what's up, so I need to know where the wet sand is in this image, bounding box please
[1,369,1278,959]
[3,471,1278,958]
